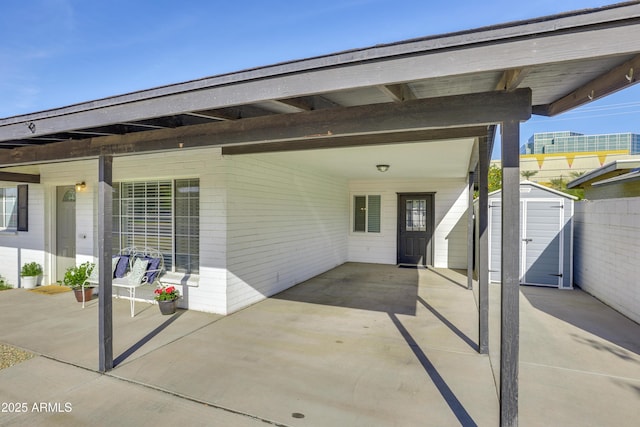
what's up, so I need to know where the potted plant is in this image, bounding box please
[60,262,95,303]
[20,262,43,289]
[154,284,180,315]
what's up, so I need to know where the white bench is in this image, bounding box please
[86,247,165,317]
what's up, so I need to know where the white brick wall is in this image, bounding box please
[225,155,349,313]
[348,179,469,268]
[574,198,640,323]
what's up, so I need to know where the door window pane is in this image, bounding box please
[406,199,426,231]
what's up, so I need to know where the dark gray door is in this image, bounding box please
[397,193,434,266]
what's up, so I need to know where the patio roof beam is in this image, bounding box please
[0,171,41,183]
[495,68,529,92]
[221,126,487,155]
[0,89,531,166]
[534,53,640,116]
[377,84,417,102]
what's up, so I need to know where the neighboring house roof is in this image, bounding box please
[0,1,640,179]
[567,159,640,188]
[591,167,640,186]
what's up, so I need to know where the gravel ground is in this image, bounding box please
[0,343,35,370]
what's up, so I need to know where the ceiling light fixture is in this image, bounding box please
[376,164,390,172]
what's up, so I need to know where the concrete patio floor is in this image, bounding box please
[0,263,638,426]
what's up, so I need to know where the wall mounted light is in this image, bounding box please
[376,164,390,172]
[75,182,86,192]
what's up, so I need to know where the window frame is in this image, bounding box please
[0,186,18,232]
[113,178,199,274]
[351,194,382,234]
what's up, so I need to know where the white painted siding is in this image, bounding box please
[0,182,46,287]
[574,198,640,323]
[225,155,349,314]
[348,179,469,268]
[111,149,229,314]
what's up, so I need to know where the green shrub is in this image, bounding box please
[20,262,43,277]
[59,262,94,289]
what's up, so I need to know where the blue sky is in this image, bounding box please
[2,0,639,158]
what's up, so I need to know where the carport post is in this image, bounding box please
[467,170,474,291]
[478,136,489,355]
[98,155,113,372]
[500,120,520,427]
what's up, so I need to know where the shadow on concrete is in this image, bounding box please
[114,310,185,367]
[272,265,419,315]
[521,287,640,358]
[389,312,478,427]
[417,296,478,352]
[427,268,468,289]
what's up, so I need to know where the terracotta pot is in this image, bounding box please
[74,288,93,303]
[158,299,177,315]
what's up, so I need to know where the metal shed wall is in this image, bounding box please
[487,182,574,289]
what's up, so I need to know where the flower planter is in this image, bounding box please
[21,275,41,289]
[74,288,93,303]
[158,299,177,315]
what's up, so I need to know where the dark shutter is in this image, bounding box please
[17,184,28,232]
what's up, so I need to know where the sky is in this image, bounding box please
[1,0,639,159]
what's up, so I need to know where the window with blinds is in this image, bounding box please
[113,179,199,274]
[353,195,381,233]
[0,187,17,230]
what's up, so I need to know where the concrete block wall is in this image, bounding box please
[574,198,640,323]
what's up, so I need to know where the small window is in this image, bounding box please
[353,195,381,233]
[0,187,18,231]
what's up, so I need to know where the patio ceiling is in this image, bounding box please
[0,2,640,170]
[255,138,475,180]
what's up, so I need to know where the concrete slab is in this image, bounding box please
[0,357,267,427]
[1,263,639,426]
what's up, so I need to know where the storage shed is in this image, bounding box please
[488,181,576,289]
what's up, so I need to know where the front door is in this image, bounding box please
[56,186,76,281]
[397,193,434,266]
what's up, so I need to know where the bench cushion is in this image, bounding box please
[144,256,162,283]
[128,258,149,286]
[114,255,130,278]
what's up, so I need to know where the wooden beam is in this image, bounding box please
[478,136,489,355]
[467,170,475,291]
[0,89,531,166]
[0,171,40,183]
[536,54,640,116]
[222,126,487,155]
[273,96,340,111]
[495,68,529,92]
[98,155,113,372]
[500,119,520,427]
[377,84,417,102]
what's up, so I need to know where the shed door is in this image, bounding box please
[521,199,564,287]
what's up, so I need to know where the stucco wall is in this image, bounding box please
[574,198,640,323]
[225,155,349,314]
[348,178,469,268]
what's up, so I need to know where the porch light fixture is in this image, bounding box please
[75,182,86,192]
[376,164,390,172]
